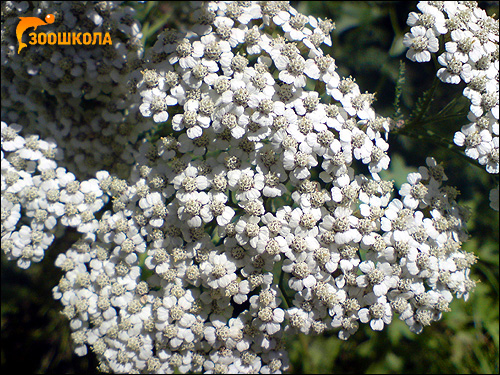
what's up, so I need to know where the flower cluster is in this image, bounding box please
[1,1,493,374]
[1,120,110,268]
[403,1,499,210]
[1,1,146,180]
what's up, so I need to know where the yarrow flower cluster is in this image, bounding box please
[1,1,146,180]
[403,1,499,211]
[1,1,494,374]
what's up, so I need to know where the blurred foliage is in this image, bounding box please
[1,1,498,374]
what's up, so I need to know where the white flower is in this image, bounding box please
[213,16,246,48]
[233,1,262,25]
[469,87,499,120]
[257,232,289,260]
[200,191,235,227]
[243,25,265,55]
[310,53,340,90]
[445,29,484,63]
[172,98,212,139]
[79,178,106,212]
[478,137,499,173]
[200,252,237,289]
[256,303,285,335]
[282,252,318,292]
[282,146,318,181]
[138,191,166,228]
[169,38,204,69]
[288,207,322,238]
[356,260,398,297]
[1,198,21,234]
[9,225,48,268]
[0,1,490,369]
[312,245,340,274]
[341,92,376,121]
[139,87,177,123]
[243,60,275,94]
[182,61,219,89]
[437,52,473,84]
[234,214,262,247]
[250,288,285,334]
[16,135,47,161]
[249,97,277,128]
[172,166,210,197]
[275,54,319,88]
[358,293,393,331]
[60,179,84,205]
[381,199,416,241]
[285,306,315,334]
[1,122,25,151]
[227,167,265,202]
[418,156,448,183]
[399,172,430,209]
[215,108,251,139]
[177,191,211,227]
[281,12,314,42]
[203,318,234,349]
[229,354,262,374]
[407,5,447,35]
[348,127,373,164]
[368,137,391,173]
[453,122,492,160]
[335,243,361,273]
[292,184,330,211]
[320,207,361,245]
[403,25,439,62]
[193,33,232,72]
[261,170,288,198]
[404,242,439,278]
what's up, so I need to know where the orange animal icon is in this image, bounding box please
[16,14,54,54]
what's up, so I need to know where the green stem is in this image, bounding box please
[142,11,173,47]
[279,266,292,309]
[408,72,440,127]
[299,334,312,372]
[395,128,487,171]
[425,112,469,124]
[434,91,468,118]
[389,5,401,36]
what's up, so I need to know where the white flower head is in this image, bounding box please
[403,26,439,62]
[140,87,177,123]
[200,252,237,289]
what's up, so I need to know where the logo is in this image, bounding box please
[15,13,113,54]
[16,14,54,53]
